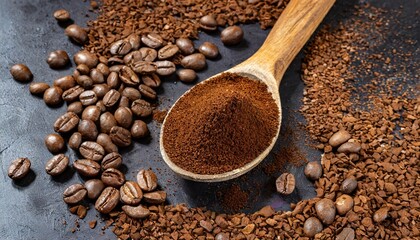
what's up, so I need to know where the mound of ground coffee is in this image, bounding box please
[162,72,279,174]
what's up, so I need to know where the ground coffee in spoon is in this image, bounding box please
[162,72,279,174]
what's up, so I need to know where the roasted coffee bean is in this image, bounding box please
[176,38,195,55]
[120,181,143,205]
[74,50,98,69]
[304,161,323,180]
[10,63,33,82]
[45,133,66,153]
[337,142,361,153]
[138,84,157,100]
[335,194,354,215]
[95,187,119,214]
[54,75,76,90]
[198,42,219,59]
[97,133,118,154]
[79,90,98,106]
[340,177,358,194]
[69,132,82,150]
[99,112,118,134]
[118,96,130,108]
[62,86,84,102]
[73,159,101,177]
[47,50,70,69]
[119,66,140,86]
[122,205,150,219]
[82,105,101,122]
[101,168,125,188]
[63,183,87,204]
[101,152,122,169]
[373,207,388,223]
[45,154,69,176]
[43,87,63,106]
[65,24,88,45]
[53,9,70,22]
[131,61,157,75]
[72,69,80,79]
[109,126,132,147]
[79,141,105,161]
[177,69,197,83]
[77,64,90,75]
[131,99,153,117]
[315,198,336,225]
[131,120,149,138]
[90,69,105,84]
[96,63,110,77]
[139,47,157,62]
[221,26,244,45]
[141,33,163,49]
[158,44,179,60]
[103,89,121,107]
[67,101,83,115]
[122,87,141,102]
[123,50,142,65]
[200,15,217,31]
[78,119,98,141]
[336,227,355,240]
[127,33,141,50]
[136,169,158,192]
[8,157,31,180]
[108,57,125,66]
[54,111,79,133]
[276,173,295,195]
[181,53,206,71]
[143,191,166,204]
[85,179,105,200]
[155,60,176,76]
[96,100,106,112]
[29,82,50,95]
[76,75,94,89]
[141,74,161,88]
[114,107,133,129]
[329,129,351,147]
[110,39,132,56]
[303,217,323,237]
[107,72,120,89]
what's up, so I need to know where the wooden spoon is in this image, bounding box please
[160,0,335,182]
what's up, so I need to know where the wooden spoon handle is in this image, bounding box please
[244,0,335,86]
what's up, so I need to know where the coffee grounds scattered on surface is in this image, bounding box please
[163,72,279,175]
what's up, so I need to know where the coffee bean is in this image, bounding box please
[10,64,33,82]
[304,161,323,180]
[131,61,157,75]
[99,112,118,134]
[131,120,149,138]
[122,205,150,219]
[329,130,351,147]
[114,107,133,129]
[92,84,109,99]
[62,86,84,102]
[131,99,152,117]
[84,179,105,200]
[78,119,98,141]
[101,152,122,170]
[118,96,130,108]
[109,126,132,147]
[45,154,69,176]
[69,132,82,150]
[155,60,176,76]
[336,227,355,240]
[82,105,101,122]
[139,47,158,62]
[95,187,120,214]
[45,133,66,154]
[143,191,166,204]
[110,39,132,56]
[176,38,195,55]
[198,42,219,59]
[136,169,158,192]
[90,69,105,84]
[76,75,94,89]
[221,26,244,45]
[275,173,295,195]
[315,198,336,225]
[101,168,125,188]
[200,15,217,31]
[73,69,81,79]
[67,101,83,115]
[121,87,141,102]
[65,24,88,45]
[53,9,70,22]
[96,63,110,77]
[340,177,357,194]
[77,64,90,75]
[337,142,361,153]
[73,159,101,177]
[119,66,140,86]
[54,75,76,90]
[63,183,87,204]
[141,74,161,88]
[126,33,141,50]
[373,207,388,223]
[29,82,50,95]
[158,44,179,60]
[123,50,142,65]
[43,87,64,106]
[8,157,31,180]
[107,72,120,89]
[181,53,206,71]
[97,133,118,154]
[79,141,105,161]
[177,69,197,83]
[74,51,98,69]
[96,100,106,112]
[303,217,323,237]
[335,194,353,216]
[120,181,143,205]
[47,50,70,69]
[138,84,157,100]
[103,89,121,108]
[141,33,163,49]
[54,112,79,133]
[79,90,98,106]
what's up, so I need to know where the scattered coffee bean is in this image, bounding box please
[177,69,197,83]
[29,82,50,95]
[198,42,219,59]
[45,133,65,154]
[131,120,149,138]
[337,142,361,153]
[54,75,76,90]
[131,99,153,117]
[373,207,388,223]
[8,157,31,180]
[123,50,142,65]
[119,96,130,108]
[101,152,122,170]
[73,50,98,69]
[109,126,132,147]
[126,34,141,50]
[200,15,217,31]
[76,64,90,75]
[65,24,88,45]
[96,100,106,112]
[340,177,358,194]
[121,87,141,102]
[221,26,244,45]
[79,141,105,161]
[139,47,158,62]
[328,130,351,147]
[103,89,121,108]
[155,60,176,76]
[62,85,84,102]
[95,187,120,214]
[96,63,110,77]
[10,64,33,82]
[136,169,158,192]
[138,84,157,100]
[69,132,82,150]
[63,183,87,204]
[131,61,157,75]
[304,161,323,180]
[141,33,164,49]
[78,119,98,141]
[181,53,206,71]
[335,194,354,215]
[79,90,98,106]
[45,154,69,176]
[114,107,133,129]
[92,84,109,99]
[303,217,323,237]
[141,74,161,88]
[82,105,101,122]
[97,133,118,154]
[110,39,132,56]
[99,112,118,134]
[106,72,120,89]
[53,9,70,22]
[158,44,179,60]
[142,191,166,204]
[43,87,64,106]
[73,159,101,177]
[315,198,336,225]
[101,168,125,188]
[54,112,79,133]
[276,173,295,195]
[120,181,143,205]
[336,227,355,240]
[84,179,105,200]
[176,38,195,55]
[90,69,105,84]
[67,101,84,115]
[122,205,150,219]
[47,50,70,69]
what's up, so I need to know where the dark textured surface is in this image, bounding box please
[0,0,416,239]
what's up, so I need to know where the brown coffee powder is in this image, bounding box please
[162,72,279,175]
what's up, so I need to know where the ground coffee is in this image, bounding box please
[163,72,279,174]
